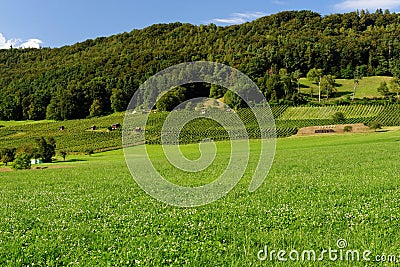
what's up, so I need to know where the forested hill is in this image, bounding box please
[1,9,400,121]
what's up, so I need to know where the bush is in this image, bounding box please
[369,121,382,131]
[59,150,68,161]
[343,126,353,132]
[0,147,16,166]
[12,152,31,170]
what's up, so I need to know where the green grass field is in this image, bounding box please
[299,76,393,99]
[1,129,399,266]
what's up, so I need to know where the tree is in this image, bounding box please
[209,84,226,99]
[110,88,127,112]
[389,77,400,99]
[16,145,40,160]
[59,150,68,161]
[37,137,56,163]
[307,68,323,102]
[377,81,390,97]
[12,152,31,170]
[332,111,346,124]
[292,70,302,93]
[279,68,293,96]
[156,86,187,111]
[89,99,104,117]
[0,147,16,166]
[320,75,336,100]
[223,90,245,110]
[352,68,362,101]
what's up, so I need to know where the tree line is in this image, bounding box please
[0,137,57,170]
[2,9,400,120]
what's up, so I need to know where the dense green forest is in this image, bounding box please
[1,9,400,121]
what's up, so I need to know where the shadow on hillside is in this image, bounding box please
[334,91,352,97]
[334,82,343,88]
[299,83,310,88]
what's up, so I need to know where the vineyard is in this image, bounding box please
[0,104,399,152]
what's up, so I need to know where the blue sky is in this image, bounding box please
[1,0,400,48]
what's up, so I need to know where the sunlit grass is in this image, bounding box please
[0,130,399,265]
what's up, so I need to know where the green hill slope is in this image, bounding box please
[2,10,400,120]
[299,76,393,99]
[1,104,400,153]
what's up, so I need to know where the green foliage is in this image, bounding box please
[0,147,16,166]
[389,77,400,98]
[110,88,127,112]
[59,150,68,161]
[12,152,31,170]
[331,111,346,124]
[343,125,353,132]
[223,90,245,110]
[89,99,104,117]
[369,121,382,130]
[2,11,400,120]
[37,137,56,163]
[307,68,323,84]
[377,81,390,97]
[320,75,336,100]
[156,86,187,111]
[209,84,226,99]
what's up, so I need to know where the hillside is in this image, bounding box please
[1,104,399,153]
[299,76,392,99]
[2,10,400,121]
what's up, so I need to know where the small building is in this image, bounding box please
[31,159,43,165]
[90,125,97,131]
[59,126,65,131]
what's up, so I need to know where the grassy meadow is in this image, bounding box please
[1,128,399,266]
[299,76,393,99]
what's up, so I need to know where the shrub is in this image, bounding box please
[59,150,68,161]
[344,126,353,132]
[12,152,31,170]
[0,147,16,166]
[369,121,382,131]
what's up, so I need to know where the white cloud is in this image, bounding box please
[335,0,400,11]
[0,33,19,49]
[0,33,42,49]
[20,39,42,49]
[209,12,266,25]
